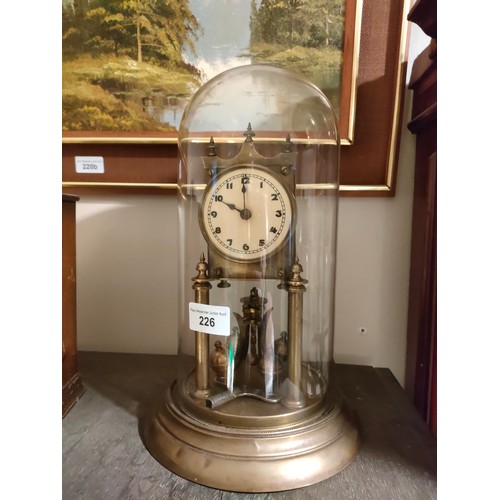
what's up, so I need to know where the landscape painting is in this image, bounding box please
[62,0,354,140]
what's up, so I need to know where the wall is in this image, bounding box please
[75,25,430,386]
[333,92,416,383]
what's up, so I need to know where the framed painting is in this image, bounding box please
[62,0,411,196]
[62,0,361,145]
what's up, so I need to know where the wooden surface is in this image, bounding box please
[62,352,436,499]
[62,194,86,417]
[404,0,437,433]
[62,143,178,197]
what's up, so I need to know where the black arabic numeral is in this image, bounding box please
[199,316,215,328]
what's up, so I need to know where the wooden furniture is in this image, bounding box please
[404,0,437,434]
[62,194,86,417]
[62,352,436,498]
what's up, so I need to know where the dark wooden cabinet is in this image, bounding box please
[404,0,437,434]
[62,194,86,417]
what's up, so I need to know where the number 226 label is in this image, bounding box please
[188,303,230,336]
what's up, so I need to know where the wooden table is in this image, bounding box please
[62,352,436,499]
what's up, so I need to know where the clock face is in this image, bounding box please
[200,166,295,262]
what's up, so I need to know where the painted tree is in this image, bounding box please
[299,0,345,49]
[62,0,200,66]
[250,0,345,50]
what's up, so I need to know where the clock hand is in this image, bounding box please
[221,200,243,213]
[241,182,248,213]
[221,200,252,220]
[239,179,252,220]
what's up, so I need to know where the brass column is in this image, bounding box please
[191,254,212,398]
[284,257,307,408]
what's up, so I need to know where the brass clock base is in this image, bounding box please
[142,382,360,493]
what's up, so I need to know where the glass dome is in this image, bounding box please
[177,64,340,416]
[179,64,338,140]
[143,64,358,493]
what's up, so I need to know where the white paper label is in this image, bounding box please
[75,156,105,174]
[188,302,231,336]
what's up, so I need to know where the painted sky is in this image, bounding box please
[183,0,253,83]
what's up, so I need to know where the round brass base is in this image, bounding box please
[142,382,360,493]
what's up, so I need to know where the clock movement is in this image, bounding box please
[143,65,360,492]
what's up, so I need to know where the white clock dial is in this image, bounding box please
[201,166,294,262]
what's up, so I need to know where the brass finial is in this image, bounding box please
[208,137,216,156]
[289,256,303,282]
[194,254,209,280]
[244,123,255,142]
[283,255,308,287]
[282,133,293,153]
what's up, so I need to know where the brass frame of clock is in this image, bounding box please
[142,124,360,492]
[199,126,297,282]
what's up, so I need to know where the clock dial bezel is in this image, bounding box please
[200,165,296,263]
